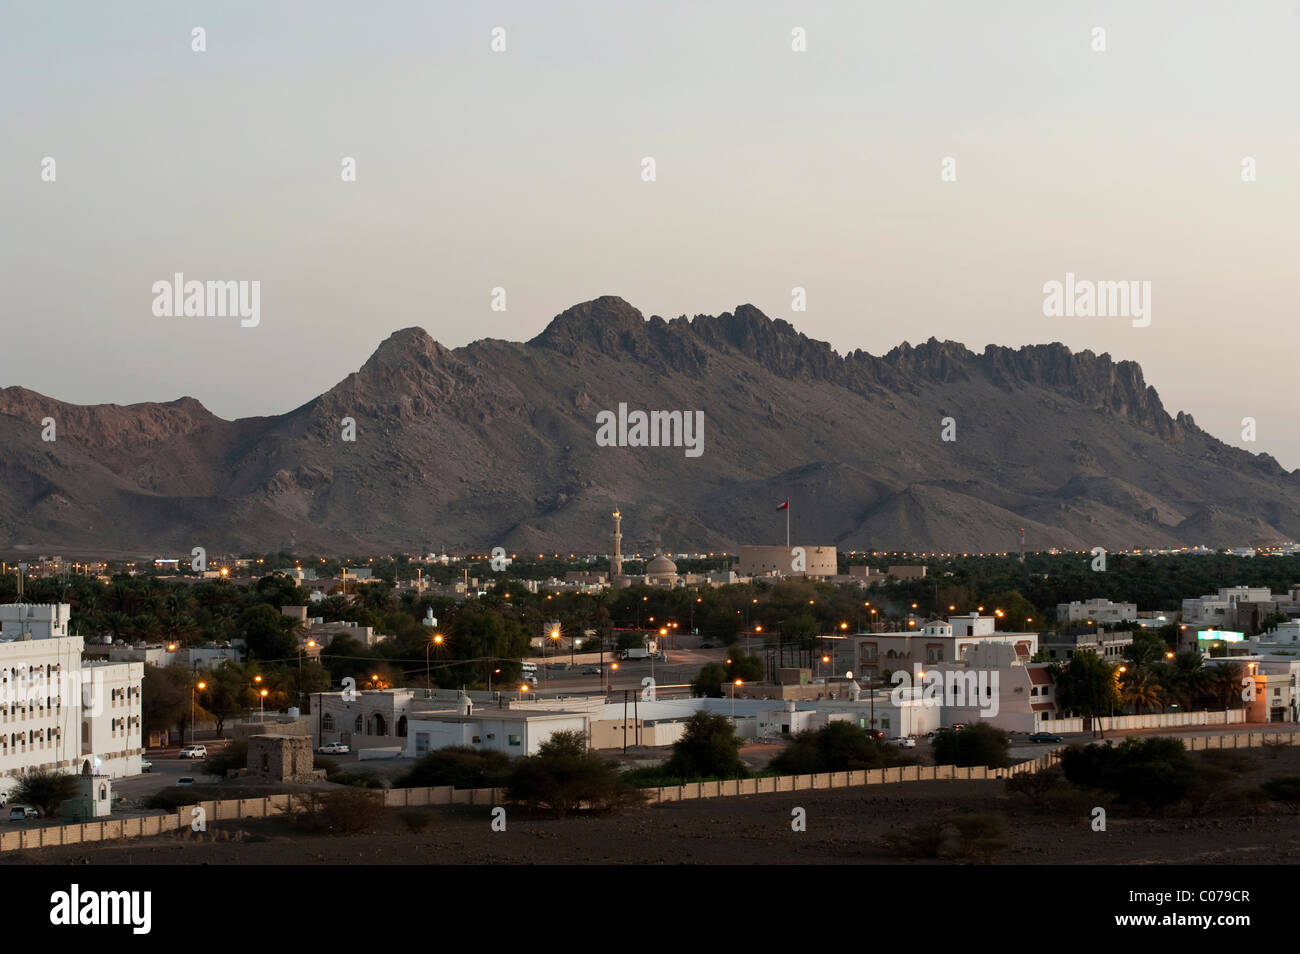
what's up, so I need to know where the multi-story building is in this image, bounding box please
[1039,628,1135,662]
[1055,599,1138,624]
[0,603,144,797]
[839,615,1038,683]
[1182,587,1277,629]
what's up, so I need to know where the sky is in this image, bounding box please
[2,0,1298,466]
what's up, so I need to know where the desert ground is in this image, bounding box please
[6,745,1300,866]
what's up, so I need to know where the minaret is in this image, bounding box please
[611,510,623,579]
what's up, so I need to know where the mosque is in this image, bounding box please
[609,509,681,588]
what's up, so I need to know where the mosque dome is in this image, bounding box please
[646,554,678,579]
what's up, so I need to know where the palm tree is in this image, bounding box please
[1121,668,1165,714]
[1206,663,1245,710]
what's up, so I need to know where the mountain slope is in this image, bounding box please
[1,296,1297,555]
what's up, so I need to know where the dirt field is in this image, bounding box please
[8,746,1300,866]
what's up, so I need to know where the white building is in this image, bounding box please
[1056,599,1138,624]
[1182,587,1276,628]
[406,704,589,758]
[841,615,1038,682]
[0,603,144,796]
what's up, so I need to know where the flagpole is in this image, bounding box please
[786,502,790,548]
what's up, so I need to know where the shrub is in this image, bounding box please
[1262,739,1289,760]
[1061,737,1194,811]
[1006,766,1062,808]
[932,723,1012,768]
[884,813,1008,860]
[663,712,747,780]
[145,787,204,810]
[11,767,79,816]
[1260,776,1300,814]
[506,730,645,818]
[288,788,385,834]
[770,722,913,775]
[397,808,437,832]
[396,746,511,790]
[1198,748,1250,774]
[1044,786,1105,825]
[1182,764,1237,816]
[951,813,1010,863]
[204,739,248,778]
[882,819,956,858]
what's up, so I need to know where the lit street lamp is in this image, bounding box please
[731,678,743,719]
[190,679,206,746]
[425,632,444,692]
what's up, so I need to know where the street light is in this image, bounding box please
[190,679,206,746]
[731,679,743,719]
[425,633,444,692]
[259,687,268,721]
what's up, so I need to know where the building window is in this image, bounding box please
[354,715,363,733]
[322,713,335,731]
[508,735,522,746]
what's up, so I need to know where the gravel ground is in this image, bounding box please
[7,745,1300,866]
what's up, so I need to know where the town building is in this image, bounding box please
[737,545,838,579]
[1038,627,1134,661]
[836,614,1038,684]
[0,603,144,796]
[1055,599,1138,624]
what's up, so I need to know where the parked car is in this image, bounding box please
[581,667,601,675]
[896,736,917,748]
[176,777,195,787]
[950,723,968,732]
[700,642,716,649]
[317,742,350,755]
[179,744,207,759]
[140,759,153,773]
[1028,732,1064,743]
[867,729,886,741]
[9,806,40,821]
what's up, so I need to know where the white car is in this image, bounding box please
[896,737,917,748]
[140,759,153,773]
[178,744,207,759]
[317,742,350,755]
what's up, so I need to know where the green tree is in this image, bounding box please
[1061,737,1195,810]
[931,723,1012,768]
[397,746,511,790]
[241,604,296,662]
[1051,650,1122,737]
[11,767,79,816]
[1120,667,1165,714]
[506,730,641,818]
[200,660,248,735]
[691,662,727,697]
[770,721,907,774]
[1124,629,1170,668]
[663,711,747,779]
[141,664,192,741]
